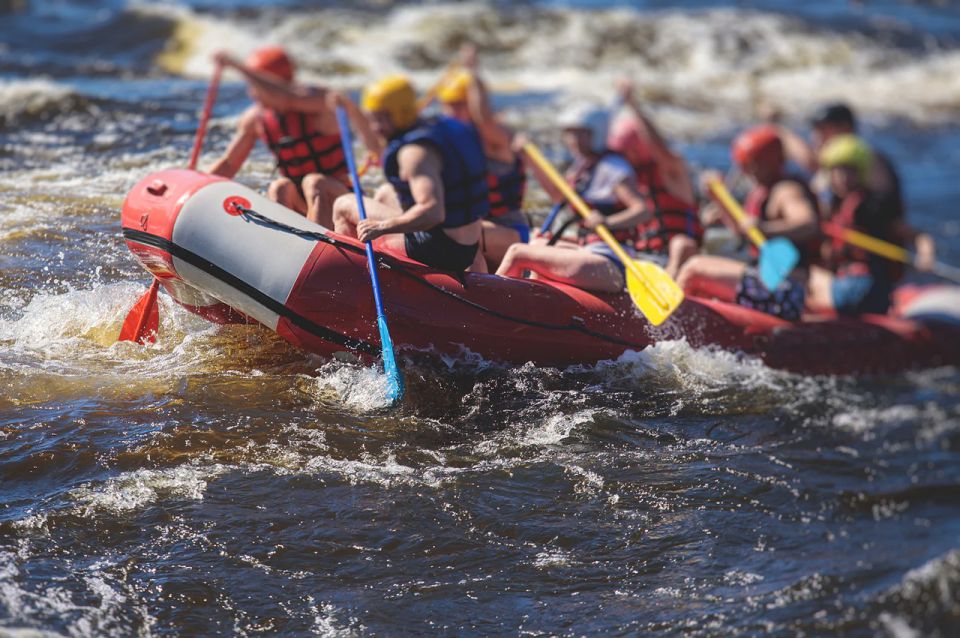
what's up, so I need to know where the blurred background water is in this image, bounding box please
[1,1,958,635]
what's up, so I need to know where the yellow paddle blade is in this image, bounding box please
[625,260,684,326]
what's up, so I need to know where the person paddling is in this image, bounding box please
[495,107,647,293]
[608,78,702,277]
[675,126,819,321]
[806,135,935,315]
[328,75,489,272]
[209,47,381,227]
[435,45,531,270]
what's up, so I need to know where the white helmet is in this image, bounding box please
[556,103,609,154]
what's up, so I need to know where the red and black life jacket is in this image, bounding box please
[743,175,820,269]
[486,156,526,218]
[825,190,904,281]
[259,108,348,186]
[631,160,702,254]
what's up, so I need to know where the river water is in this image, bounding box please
[1,1,959,636]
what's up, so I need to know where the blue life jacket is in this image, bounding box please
[382,117,490,228]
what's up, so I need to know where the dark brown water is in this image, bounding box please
[2,1,959,636]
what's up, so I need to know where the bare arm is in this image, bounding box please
[595,180,650,231]
[461,46,514,163]
[377,144,445,234]
[215,52,330,114]
[330,91,384,158]
[617,78,673,162]
[617,78,695,204]
[776,125,818,173]
[760,181,819,242]
[208,107,258,178]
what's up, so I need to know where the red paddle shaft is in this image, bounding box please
[188,62,223,171]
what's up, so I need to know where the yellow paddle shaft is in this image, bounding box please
[416,62,462,111]
[822,223,910,263]
[522,141,669,309]
[707,178,767,248]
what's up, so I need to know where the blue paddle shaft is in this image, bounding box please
[336,106,404,404]
[539,202,566,234]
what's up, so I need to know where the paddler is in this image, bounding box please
[495,106,646,293]
[806,135,935,315]
[675,126,819,321]
[435,45,531,270]
[608,78,702,277]
[328,75,489,272]
[209,48,382,227]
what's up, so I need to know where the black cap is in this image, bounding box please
[810,103,856,130]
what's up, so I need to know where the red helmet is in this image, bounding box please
[246,46,294,82]
[732,125,783,168]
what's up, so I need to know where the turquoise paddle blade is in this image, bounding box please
[759,237,800,291]
[377,314,404,405]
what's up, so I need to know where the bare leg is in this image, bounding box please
[373,183,400,208]
[301,173,350,228]
[469,248,488,273]
[332,191,405,238]
[666,234,699,279]
[495,244,624,293]
[268,177,307,214]
[480,221,522,271]
[675,254,747,303]
[805,265,836,313]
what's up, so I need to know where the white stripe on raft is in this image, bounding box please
[171,181,323,331]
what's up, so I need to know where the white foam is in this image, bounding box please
[70,464,227,515]
[162,3,960,133]
[311,360,397,411]
[0,79,81,125]
[521,410,598,447]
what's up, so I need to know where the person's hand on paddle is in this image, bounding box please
[581,210,606,230]
[212,50,240,70]
[511,132,531,156]
[700,201,725,227]
[914,233,936,272]
[357,219,389,243]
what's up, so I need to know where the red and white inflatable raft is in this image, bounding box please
[121,169,960,376]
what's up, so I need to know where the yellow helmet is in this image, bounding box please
[436,70,472,104]
[819,134,873,183]
[362,75,418,131]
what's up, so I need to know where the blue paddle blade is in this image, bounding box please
[377,315,404,405]
[759,237,800,291]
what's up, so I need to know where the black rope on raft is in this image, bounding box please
[231,203,645,349]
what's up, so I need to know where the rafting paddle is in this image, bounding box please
[118,63,224,345]
[707,178,799,291]
[523,142,683,326]
[416,61,462,112]
[336,105,404,405]
[117,278,160,345]
[821,222,960,284]
[188,61,223,171]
